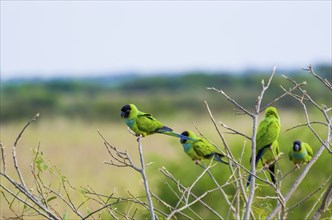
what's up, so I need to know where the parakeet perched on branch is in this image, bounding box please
[120,104,192,140]
[289,140,313,167]
[180,130,229,165]
[247,106,280,187]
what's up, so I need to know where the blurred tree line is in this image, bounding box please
[1,64,331,123]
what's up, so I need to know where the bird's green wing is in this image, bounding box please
[256,118,280,150]
[136,112,164,134]
[304,142,314,157]
[193,139,215,158]
[273,140,280,156]
[260,140,279,164]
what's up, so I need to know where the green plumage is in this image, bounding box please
[120,104,190,140]
[256,107,280,159]
[289,141,313,166]
[247,107,280,187]
[180,130,228,165]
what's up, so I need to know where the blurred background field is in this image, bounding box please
[1,66,331,218]
[2,65,331,123]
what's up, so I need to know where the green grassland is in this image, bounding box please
[1,66,331,218]
[1,110,330,219]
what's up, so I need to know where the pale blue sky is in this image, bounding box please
[1,1,331,79]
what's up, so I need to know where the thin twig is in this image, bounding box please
[280,166,298,181]
[136,136,155,220]
[207,88,254,117]
[0,143,6,173]
[0,173,59,219]
[13,113,40,188]
[312,177,332,220]
[159,167,223,219]
[261,81,307,112]
[282,74,331,125]
[285,121,329,133]
[200,162,237,218]
[287,176,331,212]
[304,64,332,91]
[219,121,251,140]
[1,113,60,219]
[204,101,237,167]
[0,181,51,219]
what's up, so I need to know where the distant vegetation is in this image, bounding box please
[1,64,331,123]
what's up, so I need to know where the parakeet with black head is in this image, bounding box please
[289,140,313,167]
[180,130,229,165]
[120,104,192,140]
[247,106,280,187]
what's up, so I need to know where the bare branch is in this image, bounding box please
[287,176,331,212]
[97,129,141,172]
[282,74,331,123]
[0,181,52,219]
[159,167,223,219]
[164,164,220,220]
[219,121,251,140]
[0,173,59,219]
[206,87,254,117]
[200,162,237,218]
[261,81,307,111]
[312,177,332,220]
[12,113,39,188]
[0,143,6,173]
[304,64,332,91]
[245,66,277,220]
[204,101,237,166]
[285,121,329,133]
[1,113,61,219]
[82,201,117,220]
[136,136,156,220]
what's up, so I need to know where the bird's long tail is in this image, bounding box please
[247,144,272,188]
[246,163,276,188]
[214,153,229,165]
[268,164,276,184]
[246,160,258,188]
[157,127,195,141]
[246,174,252,188]
[206,153,231,165]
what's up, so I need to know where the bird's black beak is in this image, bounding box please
[180,138,187,144]
[120,111,126,118]
[293,141,301,152]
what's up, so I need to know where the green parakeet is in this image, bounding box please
[180,130,229,165]
[120,104,192,140]
[247,106,280,187]
[289,140,313,167]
